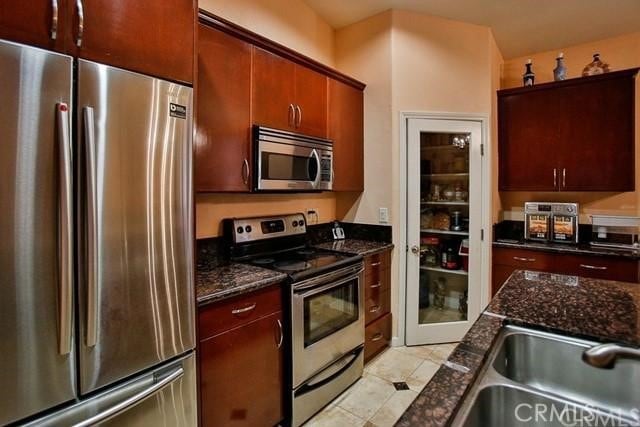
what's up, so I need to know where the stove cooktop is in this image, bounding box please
[246,247,360,280]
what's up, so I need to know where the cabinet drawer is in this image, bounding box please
[198,285,282,340]
[493,247,554,271]
[365,250,391,278]
[557,254,639,283]
[365,289,390,325]
[364,313,391,364]
[365,267,391,299]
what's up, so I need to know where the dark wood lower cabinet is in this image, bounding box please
[363,249,392,363]
[492,246,640,296]
[364,313,391,364]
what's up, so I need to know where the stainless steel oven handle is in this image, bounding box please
[296,273,361,299]
[310,148,321,189]
[294,264,364,291]
[84,106,99,347]
[57,103,73,355]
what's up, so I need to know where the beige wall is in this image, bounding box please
[196,0,338,238]
[335,10,501,338]
[499,31,640,222]
[199,0,335,66]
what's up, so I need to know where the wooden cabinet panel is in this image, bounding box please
[364,250,391,278]
[365,266,391,300]
[557,77,635,191]
[498,88,559,191]
[492,247,555,271]
[72,0,195,84]
[328,78,364,191]
[252,46,295,131]
[555,254,639,283]
[196,24,252,192]
[492,264,517,296]
[294,65,327,137]
[198,285,282,341]
[365,289,390,325]
[364,313,391,364]
[200,311,283,427]
[0,0,70,52]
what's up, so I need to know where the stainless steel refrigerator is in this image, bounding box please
[0,39,196,426]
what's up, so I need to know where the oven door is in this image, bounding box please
[292,266,365,387]
[256,140,332,191]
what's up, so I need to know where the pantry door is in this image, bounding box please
[405,118,483,345]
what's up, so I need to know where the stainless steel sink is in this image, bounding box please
[452,326,640,426]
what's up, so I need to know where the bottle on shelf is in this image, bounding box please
[553,52,567,81]
[523,59,535,87]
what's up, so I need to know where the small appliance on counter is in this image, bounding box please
[525,202,579,244]
[590,215,640,251]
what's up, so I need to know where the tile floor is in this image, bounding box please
[305,343,458,427]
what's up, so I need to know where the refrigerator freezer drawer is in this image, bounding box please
[24,352,197,427]
[77,60,195,394]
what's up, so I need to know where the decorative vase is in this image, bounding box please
[523,59,535,86]
[553,52,567,81]
[582,53,610,76]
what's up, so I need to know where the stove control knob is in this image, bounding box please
[292,220,298,227]
[245,225,252,233]
[236,226,244,234]
[299,219,305,227]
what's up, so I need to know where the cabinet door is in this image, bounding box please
[557,76,635,191]
[294,65,327,137]
[252,47,296,131]
[70,0,195,84]
[196,25,252,192]
[498,90,559,191]
[329,78,364,191]
[0,0,69,52]
[200,311,283,427]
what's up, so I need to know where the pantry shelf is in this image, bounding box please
[420,266,468,276]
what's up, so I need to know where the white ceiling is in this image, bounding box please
[303,0,640,59]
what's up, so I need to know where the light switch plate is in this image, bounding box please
[379,207,389,224]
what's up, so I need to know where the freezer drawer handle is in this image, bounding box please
[57,103,73,355]
[231,303,256,315]
[72,365,184,427]
[84,106,99,347]
[580,264,607,271]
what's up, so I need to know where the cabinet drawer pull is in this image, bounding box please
[295,105,302,127]
[371,333,384,342]
[553,168,557,188]
[562,168,566,188]
[51,0,59,40]
[513,256,536,262]
[579,264,607,271]
[242,158,249,185]
[370,261,382,267]
[288,104,295,127]
[231,303,257,315]
[369,305,381,313]
[370,282,382,289]
[75,0,84,47]
[276,319,283,349]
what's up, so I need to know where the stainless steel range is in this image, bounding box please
[225,213,365,426]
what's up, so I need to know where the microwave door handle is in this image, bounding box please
[310,149,321,188]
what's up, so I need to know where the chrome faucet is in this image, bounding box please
[583,343,640,369]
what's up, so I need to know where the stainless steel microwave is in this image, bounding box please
[254,126,333,191]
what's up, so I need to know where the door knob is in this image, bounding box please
[410,245,420,255]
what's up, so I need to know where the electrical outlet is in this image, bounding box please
[306,208,319,224]
[379,207,389,224]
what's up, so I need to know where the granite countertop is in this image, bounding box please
[313,239,394,256]
[397,269,640,426]
[493,239,640,259]
[196,262,287,306]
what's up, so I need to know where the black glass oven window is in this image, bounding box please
[303,278,359,347]
[262,152,317,181]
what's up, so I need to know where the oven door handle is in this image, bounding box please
[294,346,363,397]
[294,264,364,291]
[296,274,360,299]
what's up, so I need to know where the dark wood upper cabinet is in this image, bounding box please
[498,68,638,192]
[196,24,252,192]
[329,78,364,191]
[70,0,195,84]
[252,46,296,131]
[0,0,71,52]
[294,64,327,137]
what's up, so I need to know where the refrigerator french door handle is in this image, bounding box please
[57,103,73,355]
[84,106,99,347]
[71,366,185,427]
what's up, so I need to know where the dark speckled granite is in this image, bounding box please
[313,239,394,256]
[397,270,640,426]
[196,263,287,306]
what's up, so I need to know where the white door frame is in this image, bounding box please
[394,111,491,347]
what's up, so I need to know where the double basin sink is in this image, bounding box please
[452,326,640,426]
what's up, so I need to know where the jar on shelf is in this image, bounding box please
[441,240,461,270]
[421,236,440,266]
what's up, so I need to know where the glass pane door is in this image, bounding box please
[406,118,483,345]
